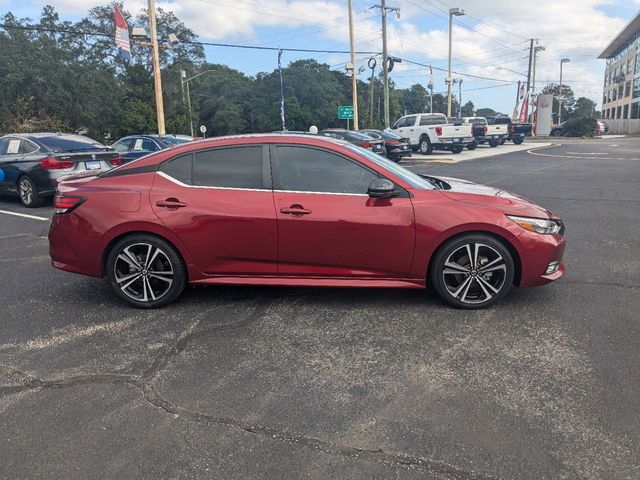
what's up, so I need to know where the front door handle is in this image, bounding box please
[156,198,187,209]
[280,204,312,216]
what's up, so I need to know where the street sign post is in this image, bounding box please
[199,125,207,138]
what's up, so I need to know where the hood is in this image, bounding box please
[422,175,558,219]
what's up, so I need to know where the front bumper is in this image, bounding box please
[517,230,566,288]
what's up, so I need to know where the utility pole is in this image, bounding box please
[531,45,545,125]
[381,0,390,128]
[525,39,534,102]
[447,8,465,117]
[458,78,463,117]
[558,58,570,124]
[368,58,376,126]
[348,0,359,130]
[148,0,165,135]
[372,1,399,128]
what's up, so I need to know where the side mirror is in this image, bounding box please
[367,178,395,198]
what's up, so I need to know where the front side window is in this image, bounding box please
[194,146,264,189]
[20,140,38,154]
[275,146,376,194]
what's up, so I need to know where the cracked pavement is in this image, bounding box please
[1,138,639,479]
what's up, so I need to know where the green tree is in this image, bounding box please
[460,101,475,117]
[542,83,575,123]
[476,107,497,117]
[569,97,597,119]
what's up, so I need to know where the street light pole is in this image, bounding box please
[181,69,215,138]
[458,78,463,117]
[447,7,465,117]
[558,58,570,124]
[381,0,390,128]
[348,0,358,130]
[148,0,165,135]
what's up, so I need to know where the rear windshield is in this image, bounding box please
[466,118,486,125]
[38,135,106,152]
[161,136,192,145]
[375,130,404,140]
[343,131,376,141]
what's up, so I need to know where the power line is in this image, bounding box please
[401,57,518,82]
[0,24,380,55]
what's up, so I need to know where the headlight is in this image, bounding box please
[507,215,562,235]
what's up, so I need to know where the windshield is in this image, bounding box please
[343,144,435,190]
[467,118,486,125]
[39,135,106,152]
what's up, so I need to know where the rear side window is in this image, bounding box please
[275,146,376,194]
[20,140,38,154]
[112,139,132,152]
[419,115,445,126]
[160,154,192,185]
[193,146,264,189]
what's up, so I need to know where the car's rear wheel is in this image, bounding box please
[513,137,524,145]
[450,144,464,154]
[418,135,433,155]
[431,234,514,309]
[467,139,478,150]
[106,234,186,308]
[18,176,43,208]
[489,139,499,147]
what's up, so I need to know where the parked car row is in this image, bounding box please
[0,132,193,207]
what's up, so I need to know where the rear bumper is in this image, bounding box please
[49,213,104,278]
[438,137,474,145]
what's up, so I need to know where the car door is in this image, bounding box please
[150,144,278,275]
[271,144,415,278]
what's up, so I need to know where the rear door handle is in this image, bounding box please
[156,199,187,208]
[280,205,312,216]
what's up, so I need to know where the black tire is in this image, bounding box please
[430,233,514,309]
[106,234,187,308]
[489,139,499,147]
[418,135,433,155]
[513,137,524,145]
[499,138,506,145]
[17,175,43,208]
[450,144,464,154]
[467,139,478,150]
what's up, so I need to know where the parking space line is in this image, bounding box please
[0,209,50,222]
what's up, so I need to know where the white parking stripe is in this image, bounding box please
[0,209,50,222]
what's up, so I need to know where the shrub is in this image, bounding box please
[562,117,598,137]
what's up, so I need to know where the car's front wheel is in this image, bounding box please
[513,137,524,145]
[467,139,478,150]
[431,234,514,309]
[418,136,433,155]
[106,234,186,308]
[450,144,464,154]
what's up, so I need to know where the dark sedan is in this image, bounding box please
[358,129,411,161]
[111,134,191,162]
[318,129,386,156]
[0,133,122,207]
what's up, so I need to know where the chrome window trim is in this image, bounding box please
[156,171,368,196]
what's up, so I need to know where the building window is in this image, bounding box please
[634,77,640,98]
[631,103,639,119]
[626,81,632,96]
[617,106,622,118]
[628,59,633,74]
[623,104,629,119]
[613,88,617,101]
[603,95,607,105]
[618,84,624,98]
[636,53,640,74]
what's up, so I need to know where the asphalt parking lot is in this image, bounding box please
[1,137,639,479]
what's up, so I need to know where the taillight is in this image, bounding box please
[109,156,124,166]
[509,124,516,133]
[54,195,85,214]
[358,141,372,148]
[483,126,488,135]
[387,140,401,145]
[41,157,74,170]
[435,126,443,136]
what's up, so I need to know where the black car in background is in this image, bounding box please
[318,129,386,156]
[110,134,192,162]
[0,133,121,207]
[357,129,412,161]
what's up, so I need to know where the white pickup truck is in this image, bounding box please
[462,116,508,149]
[389,113,473,155]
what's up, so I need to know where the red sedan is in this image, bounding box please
[48,134,565,309]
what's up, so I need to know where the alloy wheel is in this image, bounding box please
[113,243,174,302]
[19,177,34,205]
[442,242,507,305]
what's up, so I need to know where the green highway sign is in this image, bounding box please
[338,105,354,120]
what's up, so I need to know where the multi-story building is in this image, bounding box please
[599,11,640,120]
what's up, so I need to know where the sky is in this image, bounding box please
[3,0,640,114]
